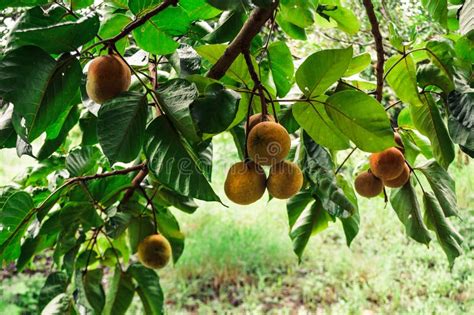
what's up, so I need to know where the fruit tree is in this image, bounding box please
[0,0,472,313]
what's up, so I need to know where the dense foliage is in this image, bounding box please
[0,0,472,313]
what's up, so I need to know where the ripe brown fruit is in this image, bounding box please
[246,113,275,132]
[354,171,383,198]
[247,122,291,166]
[86,54,131,104]
[383,163,410,188]
[224,161,266,205]
[369,147,405,180]
[267,161,303,199]
[137,234,172,269]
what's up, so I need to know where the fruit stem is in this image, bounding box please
[244,86,258,160]
[243,50,268,117]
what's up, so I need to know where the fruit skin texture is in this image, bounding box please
[354,171,383,198]
[224,161,266,205]
[86,54,131,104]
[267,161,303,199]
[137,234,172,269]
[383,163,410,188]
[369,147,405,180]
[247,122,291,166]
[246,114,275,132]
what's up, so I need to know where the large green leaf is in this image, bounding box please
[325,90,395,152]
[103,268,135,315]
[145,116,220,202]
[421,0,448,27]
[190,83,240,135]
[0,191,35,262]
[128,263,164,315]
[293,100,350,150]
[290,198,331,261]
[83,269,106,314]
[152,185,198,214]
[129,0,161,15]
[195,44,252,85]
[390,180,432,245]
[410,93,454,168]
[268,41,295,97]
[38,272,69,312]
[418,159,458,217]
[302,133,355,217]
[7,6,99,54]
[155,79,200,144]
[203,10,246,44]
[97,92,148,164]
[279,0,317,28]
[287,190,314,229]
[128,215,155,253]
[320,5,360,35]
[336,174,360,247]
[417,64,454,95]
[344,53,371,77]
[423,192,462,266]
[447,80,474,157]
[296,47,353,97]
[0,0,48,9]
[66,146,102,176]
[181,0,221,20]
[0,46,81,141]
[276,14,307,40]
[154,207,185,263]
[385,54,423,107]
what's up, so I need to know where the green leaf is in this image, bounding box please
[83,269,106,314]
[95,14,132,55]
[0,191,35,262]
[325,90,395,152]
[417,64,454,94]
[0,46,81,141]
[302,133,355,217]
[287,190,314,229]
[128,216,155,253]
[385,54,423,107]
[155,79,201,144]
[336,174,360,247]
[129,0,161,15]
[268,41,295,97]
[321,6,360,35]
[59,202,103,230]
[181,0,221,20]
[153,186,198,214]
[423,192,462,266]
[128,263,164,315]
[410,93,454,168]
[38,106,80,160]
[195,44,252,85]
[203,11,246,44]
[390,180,432,245]
[0,0,48,9]
[421,0,448,27]
[447,83,474,156]
[38,272,69,312]
[344,53,371,77]
[293,100,350,150]
[296,47,353,97]
[66,146,102,176]
[97,92,148,164]
[0,105,17,149]
[190,83,240,135]
[154,207,185,263]
[145,116,220,202]
[69,0,94,9]
[79,112,98,146]
[290,198,331,261]
[279,0,317,28]
[41,293,76,315]
[103,268,135,315]
[7,6,99,54]
[276,14,307,40]
[418,159,458,217]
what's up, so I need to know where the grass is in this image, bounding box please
[0,134,473,314]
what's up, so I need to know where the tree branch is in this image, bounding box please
[207,1,279,80]
[362,0,385,102]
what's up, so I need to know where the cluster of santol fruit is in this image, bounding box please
[354,134,410,198]
[225,113,303,205]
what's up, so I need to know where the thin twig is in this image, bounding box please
[335,147,358,174]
